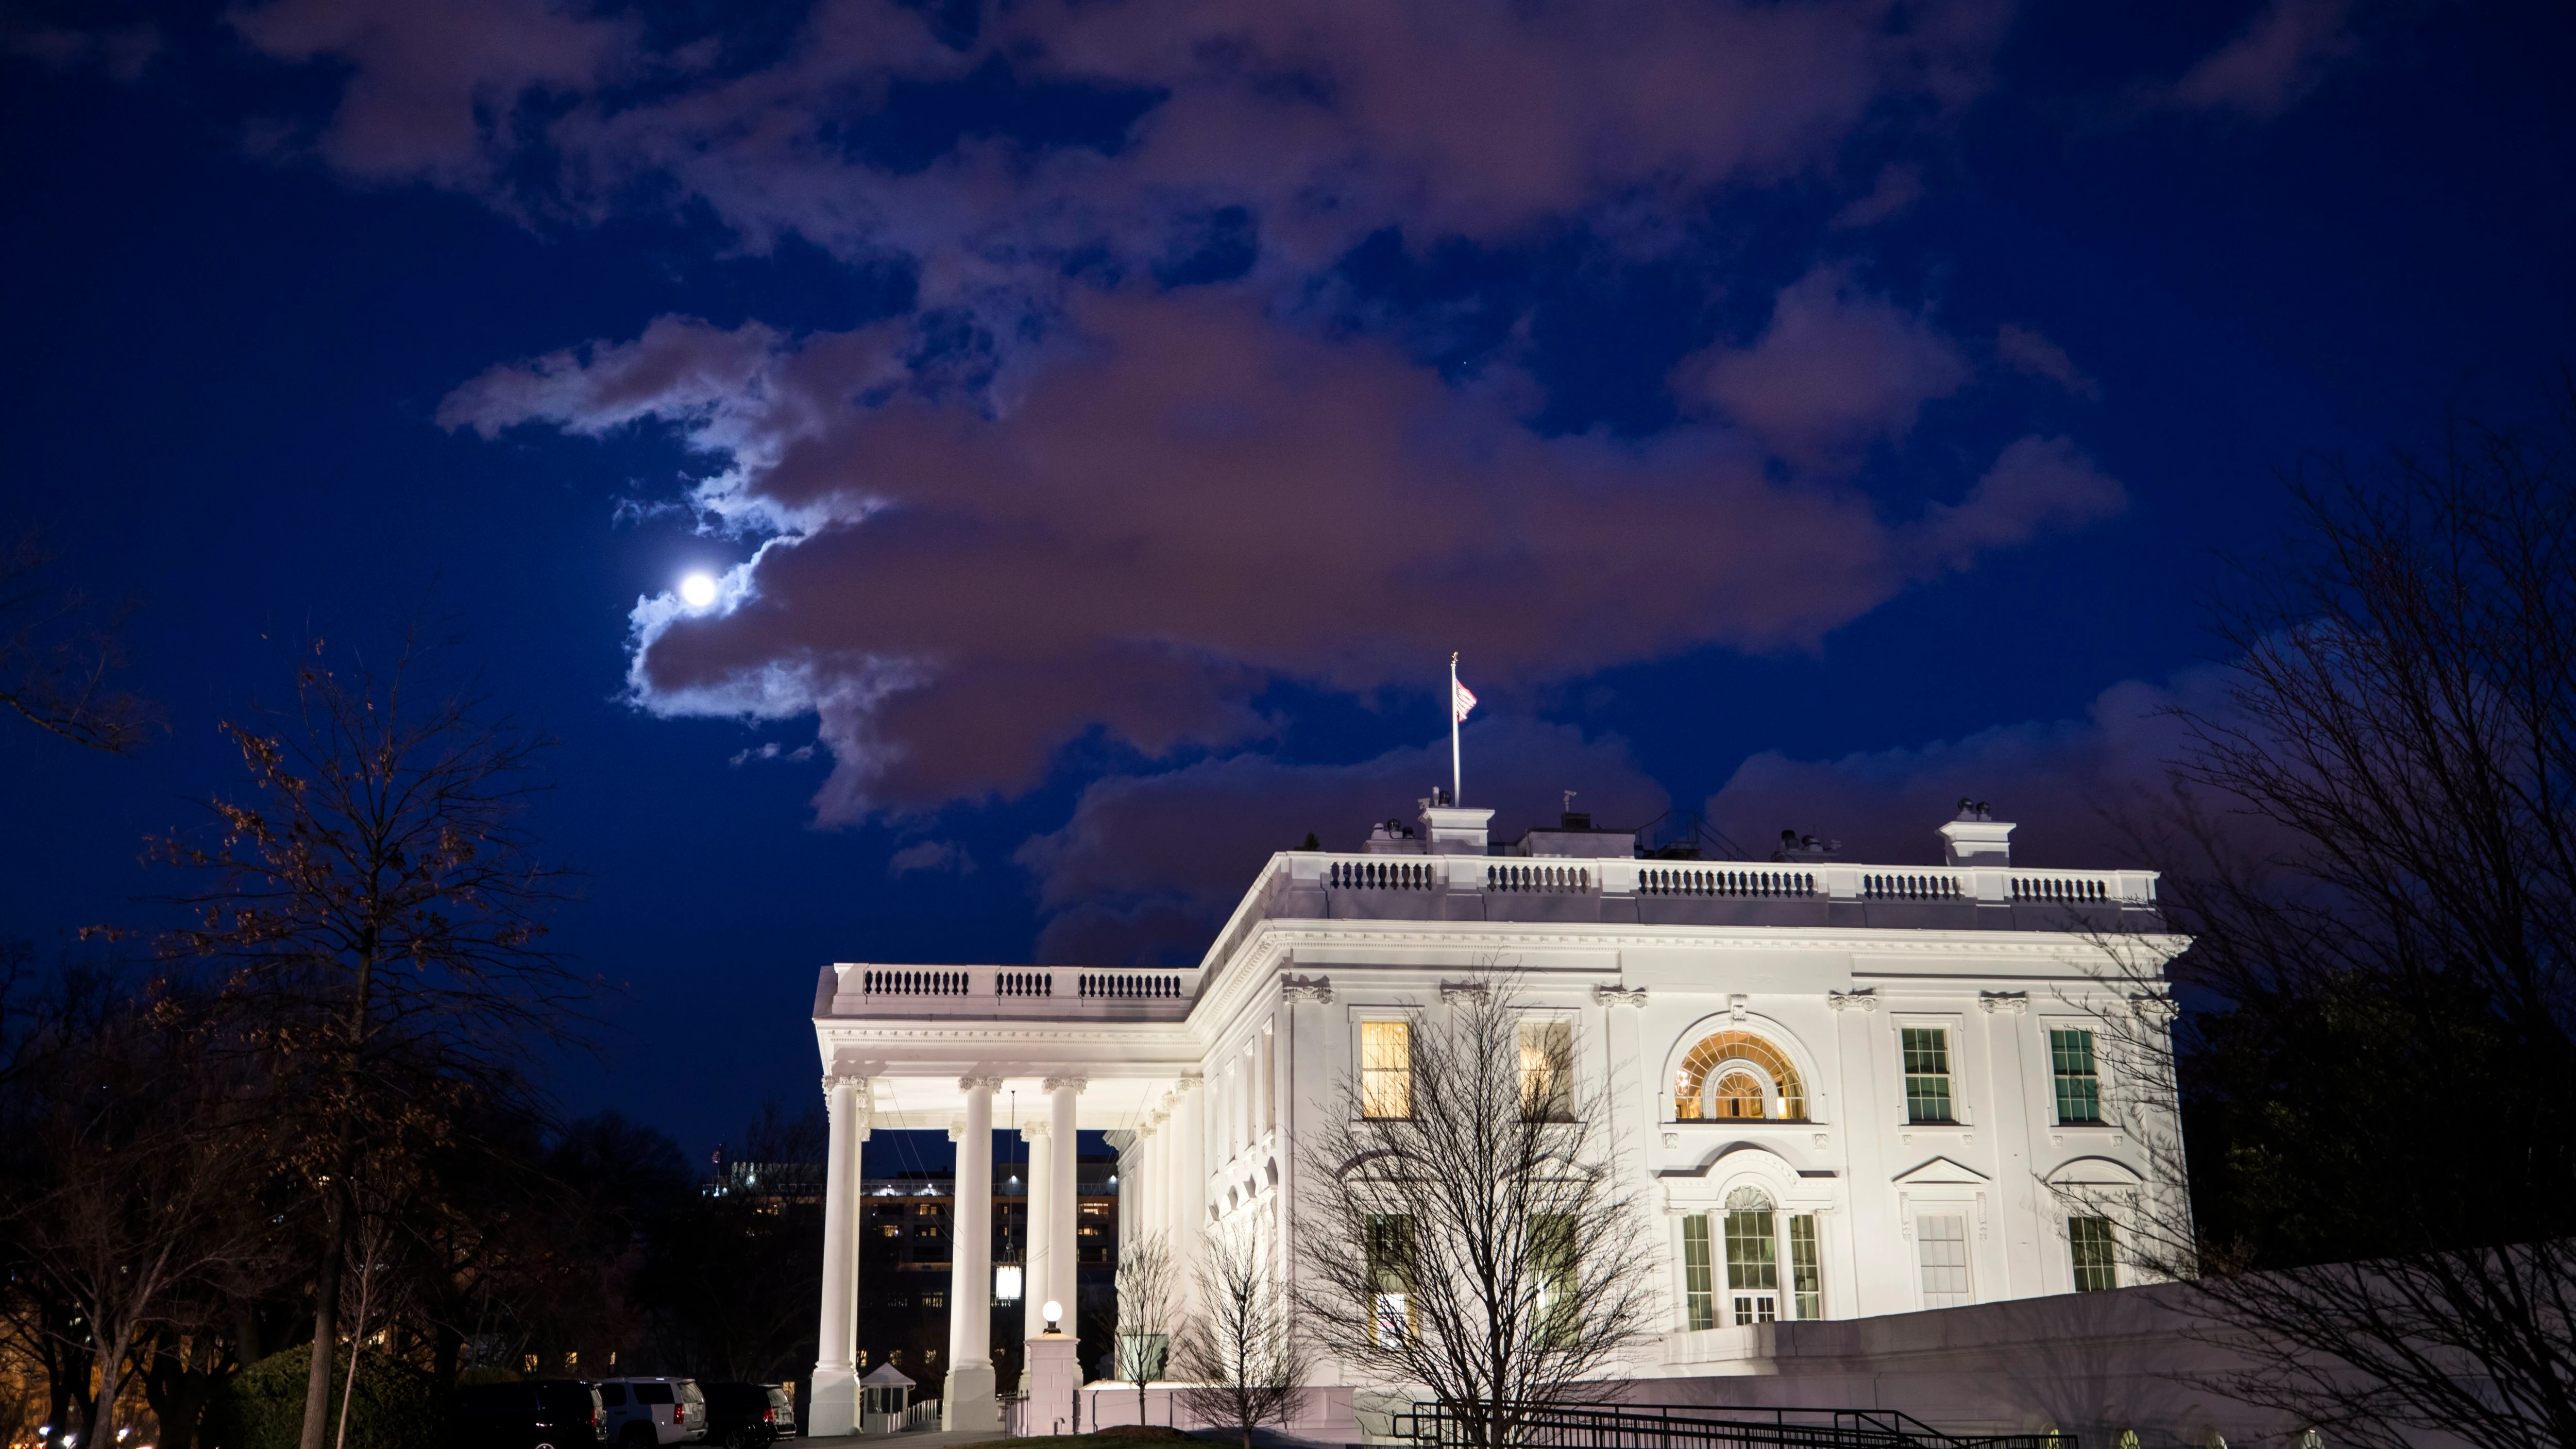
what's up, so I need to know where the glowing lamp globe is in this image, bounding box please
[1042,1299,1063,1333]
[679,572,720,608]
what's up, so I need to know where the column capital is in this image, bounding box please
[1593,984,1649,1007]
[1021,1119,1052,1140]
[1827,988,1880,1012]
[1281,974,1334,1003]
[1172,1072,1205,1095]
[960,1074,1006,1092]
[822,1071,869,1094]
[1042,1074,1089,1094]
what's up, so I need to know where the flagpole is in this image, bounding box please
[1450,651,1461,806]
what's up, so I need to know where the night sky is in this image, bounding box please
[4,0,2571,1164]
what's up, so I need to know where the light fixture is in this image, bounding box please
[1042,1300,1063,1334]
[995,1265,1023,1302]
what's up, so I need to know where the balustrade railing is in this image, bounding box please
[860,968,970,996]
[1640,866,1816,897]
[1328,859,1437,890]
[1487,863,1594,893]
[1079,971,1183,999]
[995,970,1054,997]
[1861,872,1965,900]
[2011,874,2116,902]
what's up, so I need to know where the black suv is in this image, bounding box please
[695,1383,796,1448]
[453,1378,605,1449]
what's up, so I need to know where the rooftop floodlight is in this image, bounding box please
[1042,1300,1063,1334]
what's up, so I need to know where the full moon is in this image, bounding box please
[679,572,720,608]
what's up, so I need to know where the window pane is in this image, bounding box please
[1916,1214,1970,1307]
[1531,1214,1578,1345]
[2070,1216,2117,1291]
[1520,1020,1574,1121]
[1361,1021,1412,1118]
[1367,1214,1416,1342]
[1903,1027,1955,1123]
[2051,1029,2103,1124]
[1788,1214,1822,1321]
[1682,1215,1715,1331]
[1724,1209,1777,1291]
[1673,1031,1807,1121]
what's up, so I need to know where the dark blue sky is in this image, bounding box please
[3,0,2570,1161]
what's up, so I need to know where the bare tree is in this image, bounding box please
[1172,1219,1307,1449]
[0,527,158,754]
[148,631,584,1449]
[3,976,273,1449]
[2095,391,2576,1449]
[1111,1231,1176,1427]
[1296,971,1655,1449]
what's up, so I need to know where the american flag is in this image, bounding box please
[1452,677,1478,723]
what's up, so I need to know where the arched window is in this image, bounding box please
[1673,1031,1808,1121]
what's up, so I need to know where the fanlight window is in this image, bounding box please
[1673,1031,1807,1121]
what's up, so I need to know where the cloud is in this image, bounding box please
[1016,717,1671,964]
[1703,668,2237,870]
[1830,163,1927,230]
[1996,323,2102,400]
[446,288,2130,819]
[1683,266,1973,464]
[726,740,816,766]
[887,839,975,877]
[228,0,2014,285]
[2163,0,2361,120]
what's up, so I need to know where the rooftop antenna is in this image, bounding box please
[1563,789,1578,813]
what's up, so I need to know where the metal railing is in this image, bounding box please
[1394,1401,2073,1449]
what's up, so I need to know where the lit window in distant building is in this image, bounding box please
[1361,1022,1412,1119]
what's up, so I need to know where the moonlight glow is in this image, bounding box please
[679,572,720,608]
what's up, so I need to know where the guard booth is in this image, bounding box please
[859,1363,916,1435]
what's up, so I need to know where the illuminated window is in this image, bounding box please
[1788,1215,1821,1320]
[1903,1028,1955,1123]
[1672,1031,1806,1121]
[2051,1030,2103,1124]
[1366,1214,1416,1342]
[1361,1021,1412,1119]
[1530,1215,1578,1346]
[1681,1215,1715,1330]
[2069,1217,2117,1291]
[1723,1187,1778,1324]
[1519,1019,1573,1120]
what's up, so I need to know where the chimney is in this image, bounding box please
[1938,814,2013,867]
[1418,798,1496,855]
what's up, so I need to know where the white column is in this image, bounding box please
[1169,1075,1206,1317]
[1045,1077,1085,1335]
[811,1072,867,1437]
[945,1077,1001,1429]
[1021,1120,1055,1354]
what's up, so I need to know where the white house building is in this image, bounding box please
[804,803,2190,1439]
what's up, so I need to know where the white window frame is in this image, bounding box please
[1890,1013,1971,1127]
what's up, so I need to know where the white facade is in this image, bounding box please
[805,805,2189,1437]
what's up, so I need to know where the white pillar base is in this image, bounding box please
[940,1361,999,1432]
[1022,1335,1080,1439]
[808,1365,858,1438]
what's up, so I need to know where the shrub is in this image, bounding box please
[203,1345,445,1449]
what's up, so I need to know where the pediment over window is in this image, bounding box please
[2044,1155,2144,1188]
[1892,1155,1989,1186]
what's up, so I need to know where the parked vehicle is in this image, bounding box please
[452,1378,605,1449]
[590,1378,709,1448]
[697,1383,797,1448]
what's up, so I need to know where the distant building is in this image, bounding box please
[802,802,2189,1439]
[849,1158,1119,1389]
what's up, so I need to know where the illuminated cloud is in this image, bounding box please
[445,289,2129,818]
[2163,0,2361,120]
[1683,265,1973,464]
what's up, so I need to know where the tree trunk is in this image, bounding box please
[93,1329,132,1448]
[299,1191,347,1449]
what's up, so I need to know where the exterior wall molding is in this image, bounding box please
[1438,979,1493,1003]
[1978,990,2031,1014]
[1827,988,1880,1011]
[1594,984,1649,1007]
[1281,974,1334,1003]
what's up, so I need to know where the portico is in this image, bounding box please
[804,980,1206,1436]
